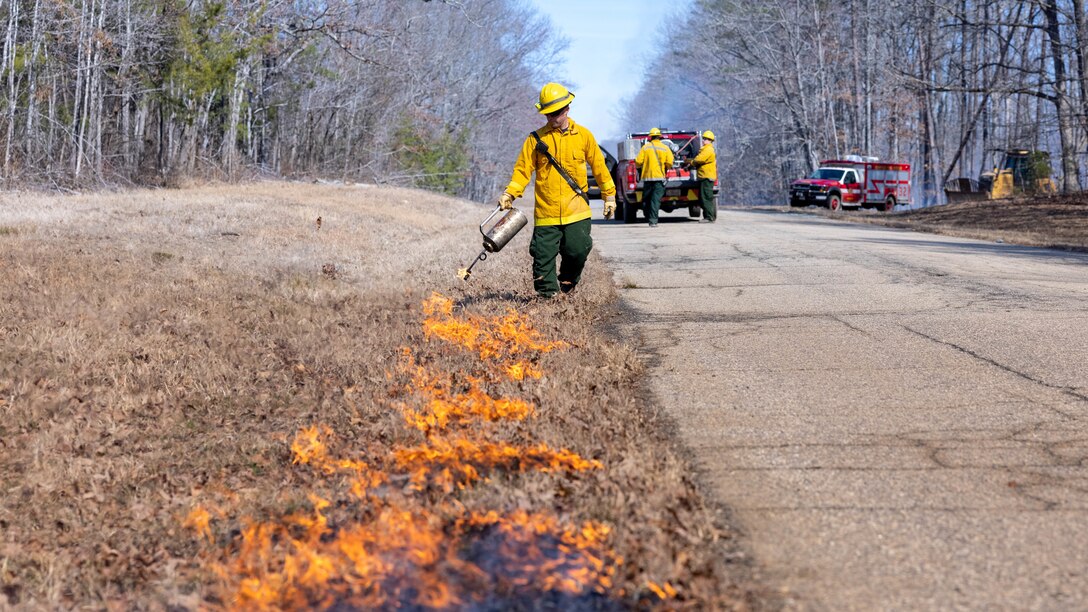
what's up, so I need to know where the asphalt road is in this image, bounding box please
[591,209,1088,611]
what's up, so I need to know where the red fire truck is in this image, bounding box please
[612,129,719,223]
[789,157,910,212]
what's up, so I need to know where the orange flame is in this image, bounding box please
[291,425,333,473]
[191,295,646,610]
[460,510,621,595]
[647,580,679,600]
[183,506,214,544]
[422,292,567,379]
[394,438,602,492]
[400,367,535,434]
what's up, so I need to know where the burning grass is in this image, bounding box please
[0,182,760,610]
[188,293,623,609]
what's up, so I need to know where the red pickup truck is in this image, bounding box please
[611,129,719,223]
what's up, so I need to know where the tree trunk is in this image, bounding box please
[3,0,20,179]
[1041,0,1082,192]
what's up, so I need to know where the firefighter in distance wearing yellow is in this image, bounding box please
[635,128,674,226]
[690,130,717,222]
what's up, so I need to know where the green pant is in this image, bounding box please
[529,219,592,297]
[699,178,716,221]
[645,180,665,224]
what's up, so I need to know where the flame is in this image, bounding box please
[291,425,333,473]
[215,499,621,610]
[183,506,214,544]
[398,363,535,434]
[460,509,621,595]
[191,294,652,610]
[290,427,386,497]
[422,292,567,380]
[647,580,679,600]
[394,438,602,492]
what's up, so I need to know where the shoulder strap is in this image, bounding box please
[531,131,589,204]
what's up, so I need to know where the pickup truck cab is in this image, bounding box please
[789,167,861,211]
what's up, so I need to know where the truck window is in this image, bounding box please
[844,171,857,184]
[811,168,846,181]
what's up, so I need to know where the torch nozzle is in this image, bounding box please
[458,250,487,281]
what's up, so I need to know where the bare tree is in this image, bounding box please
[0,0,558,199]
[621,0,1086,205]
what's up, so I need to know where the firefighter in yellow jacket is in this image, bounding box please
[635,128,674,227]
[689,130,717,222]
[497,83,616,298]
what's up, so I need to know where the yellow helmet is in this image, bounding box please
[649,127,662,138]
[536,83,575,114]
[702,130,715,141]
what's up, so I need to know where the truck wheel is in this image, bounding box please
[624,201,639,224]
[688,206,699,218]
[828,195,842,212]
[881,196,896,212]
[789,198,804,208]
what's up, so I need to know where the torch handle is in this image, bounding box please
[479,206,503,237]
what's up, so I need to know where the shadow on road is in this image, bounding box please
[844,235,1088,262]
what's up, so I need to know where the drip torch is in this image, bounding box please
[457,206,528,281]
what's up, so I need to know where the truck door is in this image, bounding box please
[843,170,862,204]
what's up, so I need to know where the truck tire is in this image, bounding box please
[881,196,896,212]
[688,206,699,218]
[624,201,639,224]
[828,194,842,212]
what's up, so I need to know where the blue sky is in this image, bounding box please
[524,0,695,142]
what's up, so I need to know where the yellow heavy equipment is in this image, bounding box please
[943,149,1057,203]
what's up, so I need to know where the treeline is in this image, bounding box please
[623,0,1088,205]
[0,0,560,200]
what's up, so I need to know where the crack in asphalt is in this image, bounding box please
[902,325,1088,407]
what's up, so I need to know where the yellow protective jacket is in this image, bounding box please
[692,143,717,181]
[504,119,616,226]
[635,139,674,180]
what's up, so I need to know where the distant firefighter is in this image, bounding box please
[688,131,717,223]
[635,128,674,227]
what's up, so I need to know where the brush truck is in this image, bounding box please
[610,130,720,223]
[789,157,910,212]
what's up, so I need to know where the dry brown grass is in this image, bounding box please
[0,182,761,610]
[780,194,1088,251]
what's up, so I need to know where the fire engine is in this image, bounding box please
[789,156,910,212]
[612,129,719,223]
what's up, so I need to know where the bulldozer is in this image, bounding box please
[943,149,1057,203]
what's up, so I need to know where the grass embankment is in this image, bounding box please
[0,183,759,610]
[782,194,1088,251]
